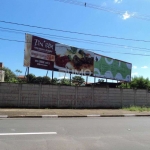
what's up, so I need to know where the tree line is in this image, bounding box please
[1,67,150,89]
[1,67,85,86]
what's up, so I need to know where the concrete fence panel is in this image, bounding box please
[0,83,149,108]
[20,84,39,108]
[122,89,135,107]
[0,83,19,107]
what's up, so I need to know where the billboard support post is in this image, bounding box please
[64,72,66,80]
[52,71,54,84]
[27,67,29,82]
[46,71,48,77]
[70,73,71,86]
[86,76,88,85]
[106,78,108,88]
[94,77,96,84]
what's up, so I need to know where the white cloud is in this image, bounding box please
[122,11,135,20]
[114,0,122,3]
[101,2,107,7]
[132,66,137,69]
[141,66,148,69]
[132,72,138,76]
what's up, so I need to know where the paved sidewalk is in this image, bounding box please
[0,109,150,118]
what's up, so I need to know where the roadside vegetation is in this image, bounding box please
[123,106,150,112]
[119,76,150,89]
[2,66,85,85]
[2,66,150,89]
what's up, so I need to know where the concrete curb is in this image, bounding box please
[0,114,150,118]
[0,115,8,118]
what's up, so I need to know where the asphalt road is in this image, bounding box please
[0,117,150,150]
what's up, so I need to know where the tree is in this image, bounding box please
[130,76,150,89]
[26,74,36,83]
[34,76,43,84]
[60,78,70,85]
[15,69,22,76]
[72,76,85,86]
[2,67,17,82]
[119,76,150,89]
[51,78,59,84]
[42,76,51,84]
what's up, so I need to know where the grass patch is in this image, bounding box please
[123,106,150,112]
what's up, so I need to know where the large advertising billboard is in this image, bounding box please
[24,34,132,81]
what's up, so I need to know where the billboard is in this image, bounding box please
[24,34,55,70]
[24,34,94,75]
[24,34,132,81]
[94,54,132,81]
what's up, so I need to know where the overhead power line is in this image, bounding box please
[0,20,150,43]
[0,37,150,57]
[55,0,150,21]
[0,26,150,53]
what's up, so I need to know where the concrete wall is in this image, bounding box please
[0,83,150,108]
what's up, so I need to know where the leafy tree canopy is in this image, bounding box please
[60,78,70,85]
[2,67,17,82]
[72,76,85,86]
[26,74,36,83]
[119,76,150,89]
[42,76,51,84]
[52,78,59,84]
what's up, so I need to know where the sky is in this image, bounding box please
[0,0,150,82]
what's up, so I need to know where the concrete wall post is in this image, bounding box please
[38,84,42,108]
[134,89,137,106]
[18,84,22,107]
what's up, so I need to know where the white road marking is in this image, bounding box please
[0,132,57,136]
[42,115,58,118]
[87,115,100,117]
[0,115,8,118]
[124,114,135,117]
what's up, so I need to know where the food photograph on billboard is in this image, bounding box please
[24,34,132,82]
[55,43,94,75]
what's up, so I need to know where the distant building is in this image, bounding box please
[84,82,122,88]
[17,75,27,82]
